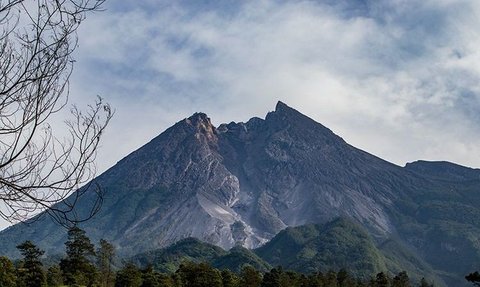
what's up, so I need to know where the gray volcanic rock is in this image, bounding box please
[1,101,480,286]
[218,102,402,240]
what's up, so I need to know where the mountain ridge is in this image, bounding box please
[1,101,479,286]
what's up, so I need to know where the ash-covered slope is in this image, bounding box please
[1,101,480,286]
[217,102,412,240]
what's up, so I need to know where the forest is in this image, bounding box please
[0,226,441,287]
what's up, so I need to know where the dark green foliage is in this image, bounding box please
[154,273,174,287]
[337,268,356,287]
[221,269,240,287]
[261,266,283,287]
[466,271,480,286]
[325,270,338,287]
[115,263,142,287]
[131,238,226,273]
[140,266,160,287]
[97,239,116,287]
[59,226,96,286]
[392,271,410,287]
[46,265,63,287]
[255,218,387,279]
[239,265,262,287]
[16,241,45,287]
[131,238,271,273]
[375,272,391,287]
[0,248,433,287]
[0,256,17,287]
[213,246,271,272]
[304,272,325,287]
[259,266,304,287]
[139,266,174,287]
[175,261,223,287]
[378,239,438,285]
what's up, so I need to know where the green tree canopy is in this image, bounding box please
[239,265,262,287]
[0,256,17,287]
[16,241,45,287]
[221,269,240,287]
[176,262,222,287]
[59,226,96,286]
[97,239,116,287]
[46,265,63,287]
[115,263,142,287]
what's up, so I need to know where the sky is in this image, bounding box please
[2,0,480,229]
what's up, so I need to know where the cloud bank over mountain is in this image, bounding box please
[70,0,480,174]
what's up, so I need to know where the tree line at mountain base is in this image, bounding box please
[0,226,474,287]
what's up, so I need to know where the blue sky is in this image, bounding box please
[3,0,479,230]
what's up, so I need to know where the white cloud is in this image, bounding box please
[69,0,480,172]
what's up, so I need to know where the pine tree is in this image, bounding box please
[97,239,116,287]
[46,265,63,287]
[59,226,96,286]
[0,256,17,287]
[16,241,46,287]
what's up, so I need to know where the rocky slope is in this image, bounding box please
[1,101,480,286]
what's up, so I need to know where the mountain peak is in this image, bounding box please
[275,101,288,111]
[186,112,211,126]
[274,101,300,116]
[183,112,216,140]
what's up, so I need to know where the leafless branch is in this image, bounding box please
[0,0,112,226]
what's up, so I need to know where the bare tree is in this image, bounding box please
[0,0,112,225]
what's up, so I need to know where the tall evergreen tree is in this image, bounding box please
[46,265,63,287]
[97,239,116,287]
[0,256,17,287]
[16,241,46,287]
[59,226,96,286]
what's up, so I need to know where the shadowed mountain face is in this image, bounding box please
[1,102,480,286]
